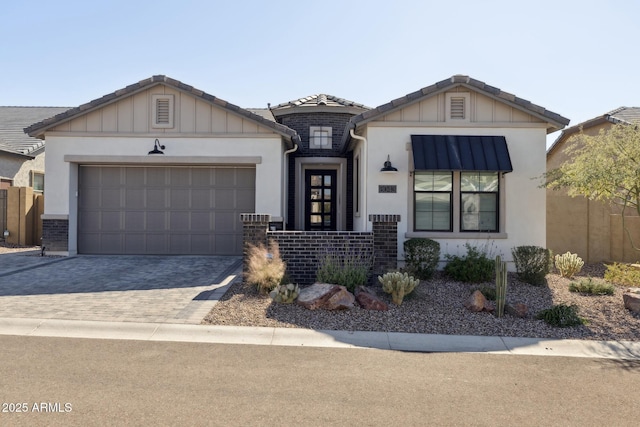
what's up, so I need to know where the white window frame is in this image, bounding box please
[31,170,45,192]
[309,126,332,149]
[152,94,174,128]
[446,93,470,122]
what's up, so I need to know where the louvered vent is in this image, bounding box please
[156,99,170,124]
[450,97,465,119]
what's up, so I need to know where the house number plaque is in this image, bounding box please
[378,185,397,193]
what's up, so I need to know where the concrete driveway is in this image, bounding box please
[0,251,241,324]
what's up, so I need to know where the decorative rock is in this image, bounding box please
[297,283,354,310]
[483,300,495,313]
[505,303,529,318]
[355,286,389,311]
[465,290,486,312]
[623,289,640,313]
[323,286,355,310]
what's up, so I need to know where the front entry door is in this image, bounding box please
[305,170,337,230]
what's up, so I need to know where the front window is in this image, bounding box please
[309,126,332,149]
[460,172,499,232]
[413,171,501,233]
[414,171,452,231]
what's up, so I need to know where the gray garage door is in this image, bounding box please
[78,165,255,255]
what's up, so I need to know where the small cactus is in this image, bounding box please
[269,283,300,303]
[555,252,584,278]
[378,271,419,306]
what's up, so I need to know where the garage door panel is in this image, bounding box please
[124,212,145,230]
[170,189,189,208]
[101,211,122,230]
[78,166,254,255]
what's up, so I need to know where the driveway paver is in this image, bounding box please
[0,253,241,324]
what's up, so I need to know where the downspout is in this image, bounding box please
[349,128,367,230]
[282,142,298,230]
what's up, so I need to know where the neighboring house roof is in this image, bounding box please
[547,106,640,155]
[0,106,69,158]
[270,94,370,116]
[342,75,570,151]
[24,75,301,144]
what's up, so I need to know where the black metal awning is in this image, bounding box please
[411,135,513,172]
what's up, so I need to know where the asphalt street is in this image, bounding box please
[1,335,638,427]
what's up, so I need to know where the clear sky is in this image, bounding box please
[2,0,638,145]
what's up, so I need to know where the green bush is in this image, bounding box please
[444,244,494,283]
[604,263,640,287]
[511,245,552,286]
[536,304,585,327]
[568,277,615,295]
[403,238,440,280]
[316,246,373,293]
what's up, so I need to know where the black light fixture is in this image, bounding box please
[380,155,398,173]
[148,139,165,155]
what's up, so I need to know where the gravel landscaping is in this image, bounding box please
[202,264,640,341]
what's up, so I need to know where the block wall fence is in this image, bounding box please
[241,213,400,285]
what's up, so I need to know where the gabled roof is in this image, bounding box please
[270,94,370,116]
[547,106,640,155]
[343,75,570,145]
[24,75,300,144]
[0,106,69,157]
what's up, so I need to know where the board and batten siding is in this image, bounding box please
[377,89,546,124]
[51,86,272,135]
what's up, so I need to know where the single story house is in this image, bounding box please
[25,75,568,266]
[547,107,640,263]
[1,106,69,190]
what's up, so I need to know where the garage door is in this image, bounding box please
[78,165,255,255]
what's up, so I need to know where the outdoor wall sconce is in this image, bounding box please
[148,139,165,155]
[380,155,398,173]
[3,230,9,238]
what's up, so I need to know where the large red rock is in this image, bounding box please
[355,286,389,311]
[297,283,354,310]
[465,290,486,312]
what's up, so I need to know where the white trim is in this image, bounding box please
[63,155,262,165]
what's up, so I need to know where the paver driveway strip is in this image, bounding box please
[0,254,241,324]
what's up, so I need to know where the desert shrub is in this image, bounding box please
[316,246,372,293]
[568,277,615,295]
[379,271,419,306]
[476,285,496,301]
[512,245,552,286]
[403,238,440,280]
[245,241,286,294]
[270,283,300,303]
[554,252,584,278]
[604,263,640,287]
[536,304,585,327]
[444,243,494,283]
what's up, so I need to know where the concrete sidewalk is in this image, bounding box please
[1,317,639,360]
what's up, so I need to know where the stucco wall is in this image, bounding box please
[0,151,44,188]
[361,126,548,265]
[546,122,638,263]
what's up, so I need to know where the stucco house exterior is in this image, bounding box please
[547,107,640,263]
[1,106,68,190]
[25,75,568,267]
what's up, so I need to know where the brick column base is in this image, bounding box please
[240,213,271,274]
[369,214,401,276]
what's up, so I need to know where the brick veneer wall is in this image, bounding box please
[42,219,69,252]
[241,213,400,285]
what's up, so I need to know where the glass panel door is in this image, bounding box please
[305,170,337,230]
